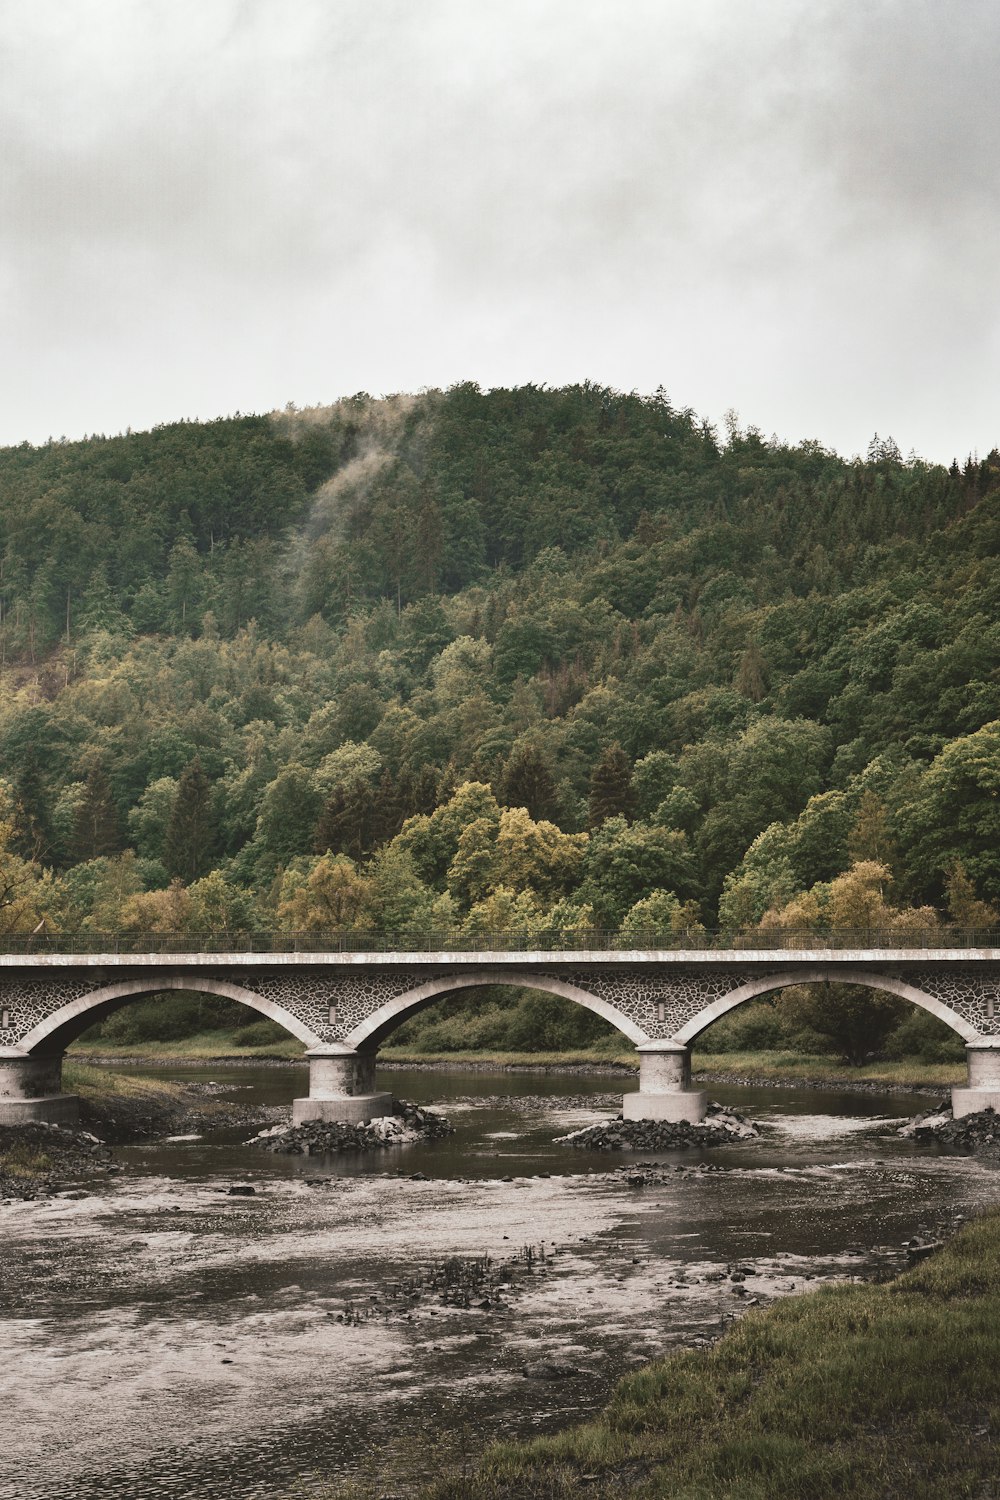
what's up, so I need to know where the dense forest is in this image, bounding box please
[0,383,998,1056]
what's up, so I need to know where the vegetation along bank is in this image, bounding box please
[413,1209,1000,1500]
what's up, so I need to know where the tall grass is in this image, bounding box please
[416,1210,1000,1500]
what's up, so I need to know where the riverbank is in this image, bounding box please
[0,1063,287,1198]
[68,1041,964,1093]
[413,1209,1000,1500]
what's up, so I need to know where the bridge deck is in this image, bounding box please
[0,946,999,970]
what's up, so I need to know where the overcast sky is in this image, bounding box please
[1,0,997,461]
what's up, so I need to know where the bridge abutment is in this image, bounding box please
[622,1042,707,1123]
[952,1042,1000,1118]
[0,1050,79,1126]
[292,1046,394,1125]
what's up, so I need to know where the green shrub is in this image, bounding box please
[87,993,245,1044]
[882,1008,966,1063]
[387,985,620,1054]
[229,1018,295,1047]
[699,1000,787,1053]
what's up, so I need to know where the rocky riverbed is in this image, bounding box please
[900,1103,1000,1152]
[247,1097,455,1154]
[558,1101,760,1151]
[0,1122,118,1200]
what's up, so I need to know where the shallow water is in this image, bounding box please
[2,1067,997,1499]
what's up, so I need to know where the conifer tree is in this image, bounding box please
[499,742,558,823]
[587,743,635,829]
[71,762,122,862]
[313,779,376,861]
[164,757,216,884]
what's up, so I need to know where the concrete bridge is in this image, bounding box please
[2,942,1000,1127]
[5,936,1000,1128]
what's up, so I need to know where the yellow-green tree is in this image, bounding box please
[277,855,374,934]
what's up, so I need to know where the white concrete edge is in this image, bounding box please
[1,946,998,968]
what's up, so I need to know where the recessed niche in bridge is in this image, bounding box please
[1,1009,8,1029]
[988,997,996,1020]
[328,1004,338,1027]
[657,1002,666,1024]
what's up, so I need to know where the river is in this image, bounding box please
[2,1066,998,1499]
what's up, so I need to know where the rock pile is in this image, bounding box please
[900,1104,1000,1152]
[0,1121,116,1200]
[248,1097,454,1155]
[557,1101,759,1151]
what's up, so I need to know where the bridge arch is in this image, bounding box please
[343,969,647,1050]
[19,976,322,1055]
[672,965,980,1046]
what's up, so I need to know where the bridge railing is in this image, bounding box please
[0,927,997,955]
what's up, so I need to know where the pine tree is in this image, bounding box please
[313,779,376,861]
[71,762,122,862]
[371,768,403,845]
[11,748,56,862]
[587,743,635,829]
[499,742,558,822]
[164,757,217,884]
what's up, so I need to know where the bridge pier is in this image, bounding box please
[292,1046,394,1126]
[622,1042,707,1123]
[952,1042,1000,1118]
[0,1050,79,1126]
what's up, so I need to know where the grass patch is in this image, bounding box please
[410,1210,1000,1500]
[69,1030,306,1061]
[380,1046,637,1069]
[691,1049,963,1089]
[0,1141,53,1178]
[62,1060,193,1105]
[65,1037,964,1089]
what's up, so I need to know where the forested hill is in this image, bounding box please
[0,382,998,942]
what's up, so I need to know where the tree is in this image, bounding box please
[165,536,204,632]
[71,762,122,863]
[621,891,703,940]
[847,789,897,870]
[498,741,559,823]
[446,817,498,909]
[187,871,260,937]
[119,879,195,934]
[368,846,437,938]
[164,756,217,883]
[0,785,49,933]
[461,885,540,940]
[734,642,769,702]
[587,743,635,829]
[494,806,586,902]
[277,855,374,933]
[253,765,322,868]
[945,862,998,931]
[581,817,695,927]
[313,779,376,861]
[780,981,908,1067]
[127,778,179,864]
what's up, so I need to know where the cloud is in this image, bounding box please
[1,0,997,459]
